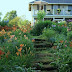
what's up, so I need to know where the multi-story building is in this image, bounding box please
[29,0,72,26]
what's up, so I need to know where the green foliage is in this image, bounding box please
[67,31,72,41]
[0,61,35,72]
[37,10,46,21]
[0,12,2,21]
[51,47,72,72]
[68,22,72,30]
[0,29,34,71]
[3,10,17,21]
[18,19,31,28]
[51,22,67,35]
[30,20,52,36]
[42,28,56,40]
[0,21,8,27]
[8,16,20,26]
[54,34,67,49]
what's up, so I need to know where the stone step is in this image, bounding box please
[34,41,46,43]
[35,64,57,71]
[35,53,53,58]
[35,48,47,51]
[41,70,58,72]
[32,69,41,72]
[34,44,52,48]
[33,57,54,65]
[34,39,46,41]
[34,42,51,45]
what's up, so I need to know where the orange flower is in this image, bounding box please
[7,31,12,36]
[6,55,8,58]
[16,52,19,56]
[32,39,35,42]
[60,40,64,43]
[24,35,26,37]
[15,37,17,40]
[4,37,7,39]
[64,24,67,27]
[6,50,10,58]
[6,50,10,55]
[70,44,72,47]
[25,37,28,40]
[70,41,72,44]
[18,48,22,52]
[20,44,24,47]
[10,35,15,39]
[52,46,57,49]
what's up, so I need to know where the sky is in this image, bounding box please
[0,0,34,21]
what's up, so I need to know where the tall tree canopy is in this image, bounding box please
[3,10,17,21]
[0,12,2,22]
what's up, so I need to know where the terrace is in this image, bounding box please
[33,9,72,17]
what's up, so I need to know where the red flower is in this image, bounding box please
[0,50,2,55]
[0,50,4,55]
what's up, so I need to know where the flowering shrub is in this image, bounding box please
[51,22,67,35]
[67,31,72,41]
[19,23,32,33]
[0,29,12,43]
[0,26,34,71]
[51,47,72,72]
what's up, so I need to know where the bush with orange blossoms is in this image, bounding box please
[20,24,32,33]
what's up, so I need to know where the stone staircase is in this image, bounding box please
[32,39,57,72]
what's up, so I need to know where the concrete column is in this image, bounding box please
[63,9,65,15]
[43,18,44,21]
[63,17,65,21]
[53,9,54,15]
[53,17,55,21]
[33,9,34,15]
[31,17,34,26]
[33,18,35,26]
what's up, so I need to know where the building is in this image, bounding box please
[29,0,72,26]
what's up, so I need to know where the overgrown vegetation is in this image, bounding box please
[0,10,72,72]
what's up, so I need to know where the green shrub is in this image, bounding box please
[67,31,72,41]
[0,21,8,27]
[42,28,56,40]
[54,34,67,49]
[0,29,34,71]
[8,16,20,27]
[51,47,72,72]
[68,22,72,30]
[37,10,46,21]
[30,20,52,36]
[52,24,67,35]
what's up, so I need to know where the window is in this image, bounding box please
[37,4,39,10]
[44,5,46,12]
[52,4,53,9]
[58,5,60,8]
[41,5,43,10]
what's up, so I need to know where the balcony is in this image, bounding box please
[33,9,72,17]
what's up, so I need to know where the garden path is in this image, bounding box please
[32,39,57,72]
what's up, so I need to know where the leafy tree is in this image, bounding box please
[8,16,20,26]
[0,12,2,22]
[3,10,17,21]
[37,10,46,21]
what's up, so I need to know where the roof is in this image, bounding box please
[30,0,72,4]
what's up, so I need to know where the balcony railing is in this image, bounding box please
[33,9,72,16]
